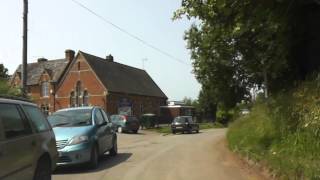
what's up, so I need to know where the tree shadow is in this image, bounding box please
[173,131,203,135]
[53,152,132,174]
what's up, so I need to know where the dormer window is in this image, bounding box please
[41,82,49,97]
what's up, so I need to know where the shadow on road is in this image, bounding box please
[172,132,203,135]
[53,153,132,175]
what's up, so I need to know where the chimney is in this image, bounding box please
[37,57,48,63]
[106,54,114,62]
[65,49,75,62]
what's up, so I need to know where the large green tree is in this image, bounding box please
[174,0,318,111]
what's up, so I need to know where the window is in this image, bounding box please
[76,81,82,106]
[41,82,49,97]
[83,90,89,106]
[0,104,32,139]
[70,91,76,107]
[94,109,105,125]
[23,105,50,132]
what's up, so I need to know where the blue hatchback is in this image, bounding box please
[48,107,117,169]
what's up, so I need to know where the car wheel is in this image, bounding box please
[117,126,123,133]
[109,137,118,156]
[196,129,199,133]
[33,156,51,180]
[133,129,138,134]
[88,145,99,169]
[172,130,176,134]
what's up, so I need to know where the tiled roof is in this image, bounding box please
[15,59,69,85]
[80,51,167,99]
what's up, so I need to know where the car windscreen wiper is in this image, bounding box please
[52,122,70,127]
[73,121,90,126]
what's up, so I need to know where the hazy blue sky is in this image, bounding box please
[0,0,201,100]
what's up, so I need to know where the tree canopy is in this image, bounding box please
[0,64,9,79]
[174,0,320,111]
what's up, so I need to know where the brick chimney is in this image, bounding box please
[106,54,114,62]
[65,49,75,62]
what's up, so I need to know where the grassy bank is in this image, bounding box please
[148,122,224,134]
[227,80,320,179]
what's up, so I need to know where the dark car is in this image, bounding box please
[48,107,117,169]
[171,116,199,134]
[110,115,140,133]
[0,97,58,180]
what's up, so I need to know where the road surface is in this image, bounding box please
[53,129,265,180]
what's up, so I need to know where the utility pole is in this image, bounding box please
[22,0,28,97]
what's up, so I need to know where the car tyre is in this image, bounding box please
[172,130,176,134]
[33,156,51,180]
[109,137,118,156]
[89,145,99,169]
[133,129,138,134]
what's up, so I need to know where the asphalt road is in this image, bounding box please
[53,129,264,180]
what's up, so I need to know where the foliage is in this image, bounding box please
[0,64,23,97]
[0,79,22,97]
[174,0,316,111]
[0,64,9,79]
[227,77,320,179]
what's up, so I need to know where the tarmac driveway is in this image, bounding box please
[53,129,265,180]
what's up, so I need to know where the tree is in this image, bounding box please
[0,64,22,96]
[174,0,315,111]
[0,64,9,79]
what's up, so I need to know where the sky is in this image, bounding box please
[0,0,201,100]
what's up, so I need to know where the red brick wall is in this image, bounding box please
[55,54,107,111]
[107,92,166,117]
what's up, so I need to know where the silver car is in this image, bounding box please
[0,97,58,180]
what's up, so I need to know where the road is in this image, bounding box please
[53,129,265,180]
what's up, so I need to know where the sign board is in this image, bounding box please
[118,98,132,116]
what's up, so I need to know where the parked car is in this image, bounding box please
[0,97,58,180]
[48,107,117,169]
[171,116,199,134]
[110,115,140,133]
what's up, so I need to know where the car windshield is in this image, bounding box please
[48,109,92,127]
[173,117,186,123]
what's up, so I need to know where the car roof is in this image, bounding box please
[0,98,37,107]
[56,106,96,112]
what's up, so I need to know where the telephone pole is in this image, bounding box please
[22,0,28,97]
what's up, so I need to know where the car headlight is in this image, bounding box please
[68,136,89,146]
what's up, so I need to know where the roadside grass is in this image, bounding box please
[227,79,320,179]
[147,122,224,134]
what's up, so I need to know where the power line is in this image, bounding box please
[70,0,189,65]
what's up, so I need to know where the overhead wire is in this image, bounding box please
[70,0,190,66]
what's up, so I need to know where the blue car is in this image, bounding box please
[48,107,117,169]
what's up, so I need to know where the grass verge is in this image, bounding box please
[227,80,320,179]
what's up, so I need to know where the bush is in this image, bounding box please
[227,79,320,179]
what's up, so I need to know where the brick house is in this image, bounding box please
[11,50,167,116]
